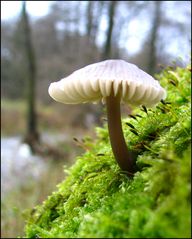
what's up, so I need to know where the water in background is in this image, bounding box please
[1,136,47,197]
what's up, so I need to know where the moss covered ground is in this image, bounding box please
[24,65,191,238]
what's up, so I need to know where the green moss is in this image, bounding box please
[24,65,191,238]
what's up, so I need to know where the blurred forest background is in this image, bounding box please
[1,1,191,238]
[2,1,191,101]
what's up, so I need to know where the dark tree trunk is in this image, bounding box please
[102,1,117,60]
[92,1,104,43]
[148,1,162,75]
[86,1,104,45]
[86,1,94,42]
[22,1,39,151]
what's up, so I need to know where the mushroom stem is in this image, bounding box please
[106,91,135,175]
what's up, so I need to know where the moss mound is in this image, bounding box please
[24,65,191,238]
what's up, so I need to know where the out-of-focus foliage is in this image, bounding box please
[1,1,191,101]
[24,66,191,238]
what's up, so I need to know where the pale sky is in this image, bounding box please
[1,1,54,20]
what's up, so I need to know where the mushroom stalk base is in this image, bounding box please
[106,93,135,176]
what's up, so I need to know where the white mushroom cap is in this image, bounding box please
[48,59,166,107]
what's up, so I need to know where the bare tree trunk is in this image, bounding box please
[102,1,117,60]
[86,1,94,43]
[92,1,104,43]
[148,1,162,75]
[22,1,39,151]
[86,1,104,44]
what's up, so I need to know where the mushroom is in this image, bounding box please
[48,59,166,176]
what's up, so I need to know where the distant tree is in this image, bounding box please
[147,1,162,75]
[1,20,28,99]
[21,1,40,151]
[86,1,104,44]
[1,22,14,98]
[102,1,117,60]
[86,1,94,43]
